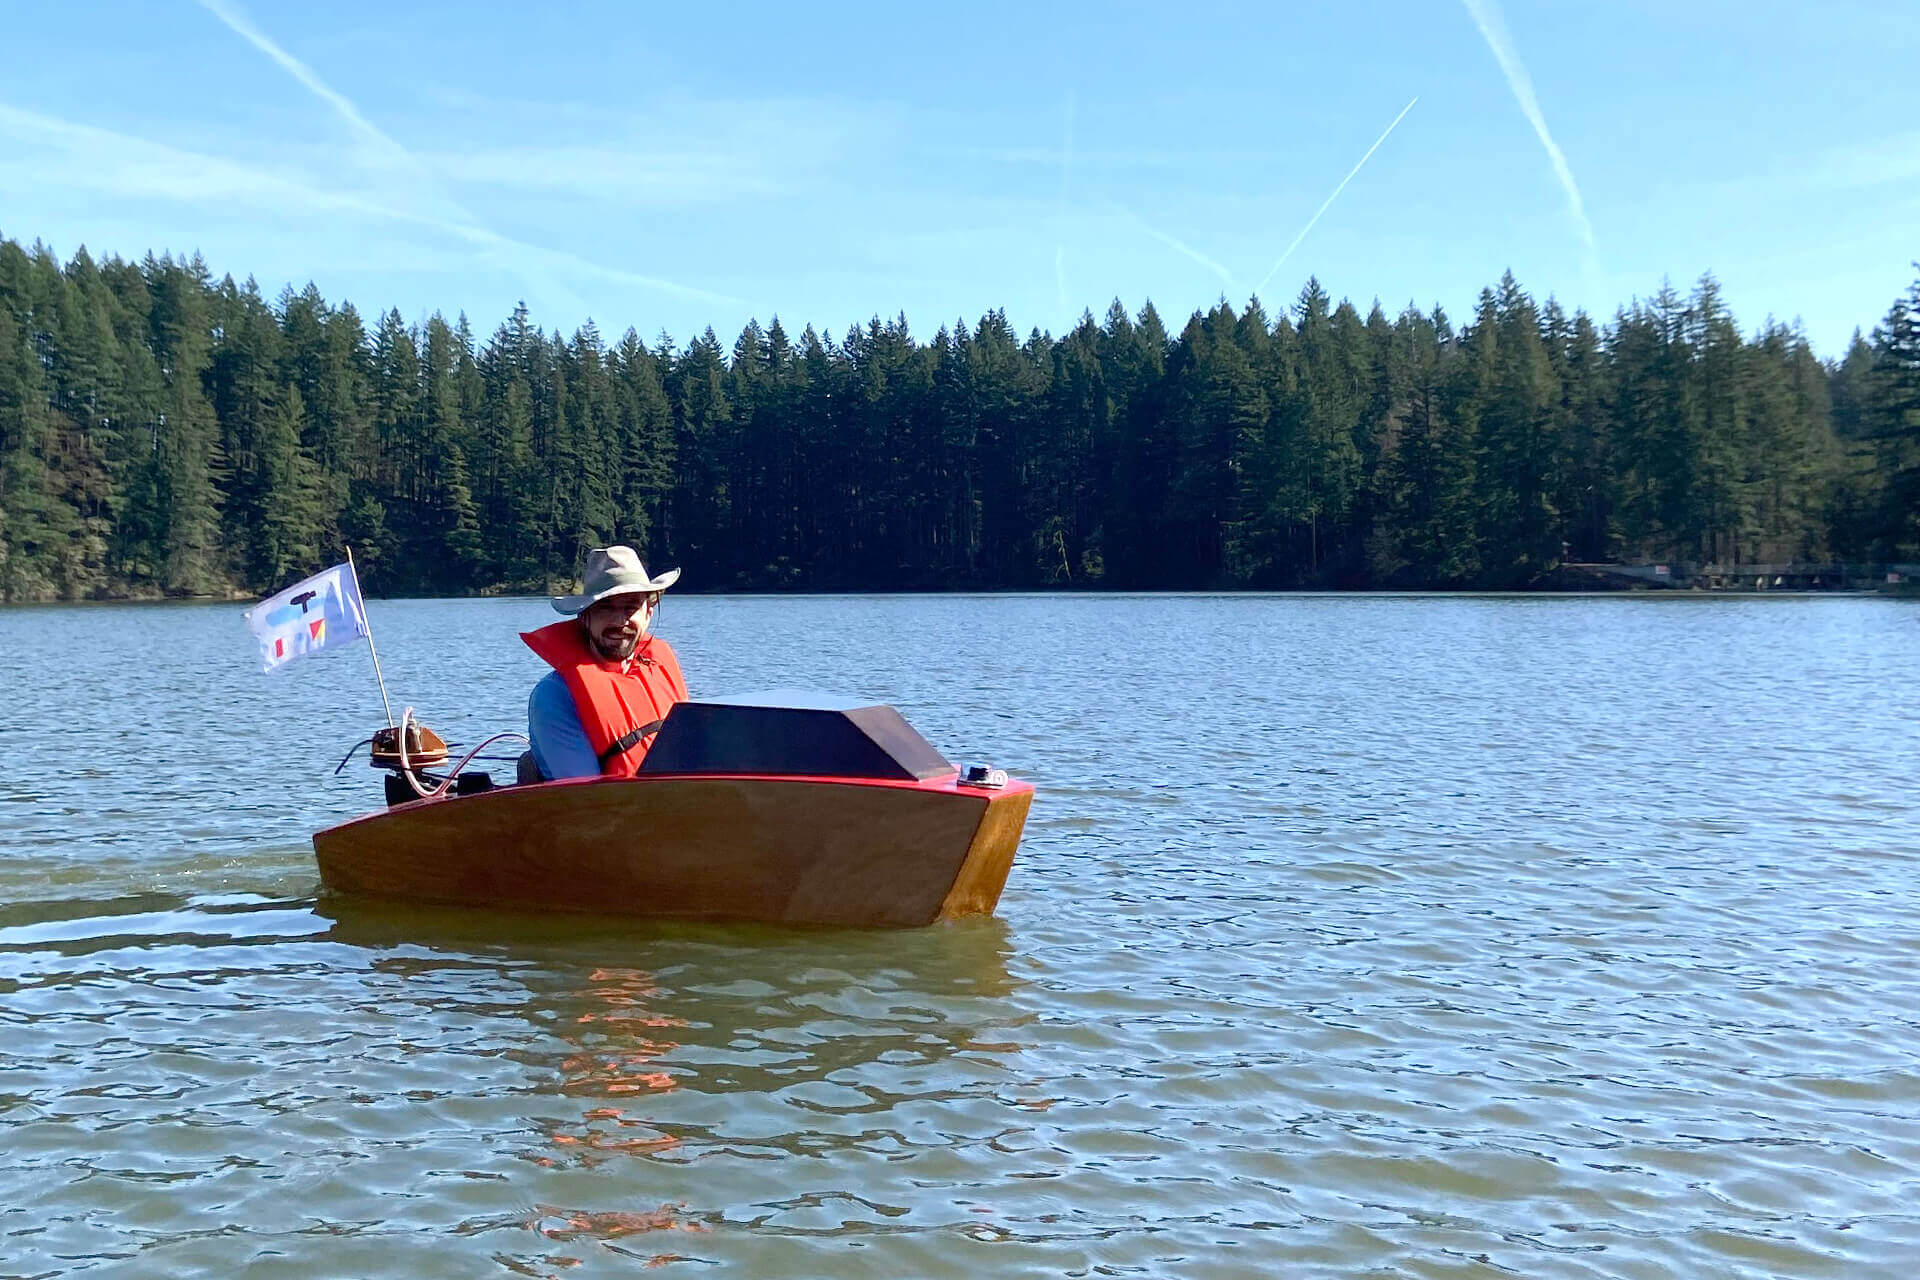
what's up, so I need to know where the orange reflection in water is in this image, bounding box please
[543,966,687,1165]
[559,967,685,1097]
[529,1202,710,1241]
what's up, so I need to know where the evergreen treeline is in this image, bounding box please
[1,234,1915,600]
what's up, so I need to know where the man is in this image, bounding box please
[522,546,689,780]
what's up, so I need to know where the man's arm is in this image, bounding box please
[527,671,601,780]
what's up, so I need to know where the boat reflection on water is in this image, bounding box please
[311,899,1024,1263]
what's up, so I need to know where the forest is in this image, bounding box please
[0,233,1915,600]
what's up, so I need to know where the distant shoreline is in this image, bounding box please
[6,577,1915,607]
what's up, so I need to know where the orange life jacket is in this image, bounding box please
[521,619,689,777]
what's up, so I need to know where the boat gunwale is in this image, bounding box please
[316,770,1035,837]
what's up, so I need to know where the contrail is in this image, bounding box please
[1112,202,1236,290]
[196,0,403,167]
[1254,96,1417,298]
[1459,0,1597,259]
[193,0,740,308]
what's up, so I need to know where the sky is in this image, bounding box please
[2,0,1915,358]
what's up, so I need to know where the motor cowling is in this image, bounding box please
[369,722,447,771]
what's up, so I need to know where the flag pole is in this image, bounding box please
[346,545,395,727]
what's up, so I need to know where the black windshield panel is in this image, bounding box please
[637,697,956,781]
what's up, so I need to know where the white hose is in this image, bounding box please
[394,705,529,801]
[395,706,432,799]
[427,731,533,798]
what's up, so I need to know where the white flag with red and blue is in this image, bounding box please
[242,563,371,673]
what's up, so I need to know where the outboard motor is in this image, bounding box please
[370,721,447,772]
[356,715,517,804]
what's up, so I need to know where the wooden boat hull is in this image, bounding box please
[312,773,1033,928]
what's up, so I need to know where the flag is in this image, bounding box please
[243,563,371,673]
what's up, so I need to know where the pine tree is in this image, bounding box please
[0,262,69,599]
[665,329,733,582]
[1553,308,1615,563]
[475,307,544,587]
[97,256,167,587]
[755,317,806,583]
[962,310,1044,585]
[1375,304,1478,584]
[1612,283,1702,561]
[1742,323,1830,561]
[1096,299,1169,584]
[544,322,618,578]
[608,328,675,560]
[1041,312,1109,583]
[1471,273,1562,585]
[277,283,363,550]
[50,247,129,595]
[144,254,225,594]
[1264,279,1363,581]
[420,314,484,589]
[1164,303,1267,583]
[1686,274,1751,563]
[1867,270,1920,559]
[207,274,288,587]
[255,383,322,584]
[795,324,848,580]
[357,309,422,589]
[729,319,775,584]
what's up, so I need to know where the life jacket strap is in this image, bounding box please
[597,718,664,769]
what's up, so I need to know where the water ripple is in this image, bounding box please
[1,595,1917,1276]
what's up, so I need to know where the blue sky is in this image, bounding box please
[3,0,1914,356]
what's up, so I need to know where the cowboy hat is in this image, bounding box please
[550,546,682,615]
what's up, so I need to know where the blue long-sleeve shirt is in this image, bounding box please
[527,670,601,780]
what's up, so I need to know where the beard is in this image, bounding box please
[589,628,640,661]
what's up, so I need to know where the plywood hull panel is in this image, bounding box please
[313,775,1032,928]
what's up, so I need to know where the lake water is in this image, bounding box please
[2,593,1917,1278]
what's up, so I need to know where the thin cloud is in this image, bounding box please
[1112,203,1236,290]
[1459,0,1598,261]
[193,0,737,307]
[422,147,786,203]
[1737,130,1920,195]
[933,143,1309,169]
[0,102,746,308]
[415,92,870,206]
[0,102,417,221]
[1254,97,1417,298]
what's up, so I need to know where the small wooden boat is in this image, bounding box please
[313,693,1033,928]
